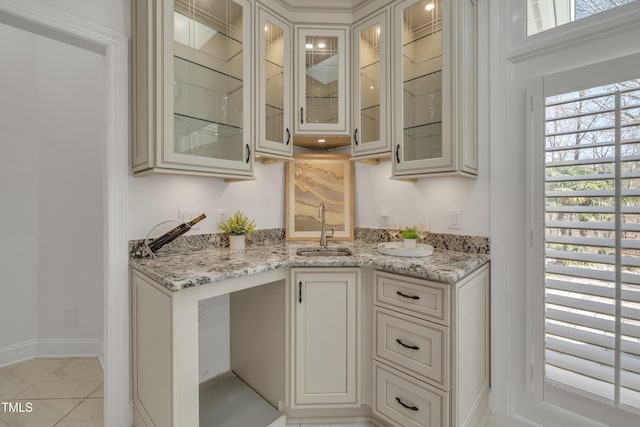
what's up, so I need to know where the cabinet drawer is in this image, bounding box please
[375,307,449,390]
[374,361,449,427]
[375,271,449,325]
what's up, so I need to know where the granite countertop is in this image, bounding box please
[129,240,490,291]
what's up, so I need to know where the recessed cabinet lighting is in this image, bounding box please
[317,42,326,49]
[425,3,434,11]
[318,139,326,143]
[305,43,314,49]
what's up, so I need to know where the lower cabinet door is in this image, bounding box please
[292,269,360,407]
[374,361,449,427]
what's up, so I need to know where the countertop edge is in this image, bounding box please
[130,244,490,291]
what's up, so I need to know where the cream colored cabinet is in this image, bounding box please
[391,0,477,178]
[372,266,489,427]
[351,9,391,158]
[255,6,293,159]
[295,26,349,135]
[290,268,360,408]
[132,0,254,179]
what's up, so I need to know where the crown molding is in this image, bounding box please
[274,0,368,12]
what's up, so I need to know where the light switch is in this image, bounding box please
[448,209,462,230]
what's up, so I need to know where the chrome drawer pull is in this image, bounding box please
[396,290,420,300]
[395,397,419,411]
[396,339,419,351]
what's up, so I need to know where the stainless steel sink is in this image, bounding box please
[296,247,353,257]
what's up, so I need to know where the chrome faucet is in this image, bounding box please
[319,202,334,246]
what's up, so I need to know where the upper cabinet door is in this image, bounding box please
[256,7,293,159]
[391,0,477,178]
[295,27,349,135]
[351,10,391,158]
[132,0,254,178]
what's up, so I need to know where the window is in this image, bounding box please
[529,54,640,426]
[527,0,638,35]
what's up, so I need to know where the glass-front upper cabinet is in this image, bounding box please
[132,0,253,179]
[295,26,349,135]
[256,7,292,159]
[391,0,477,178]
[352,10,390,158]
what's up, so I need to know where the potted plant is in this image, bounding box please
[401,227,418,249]
[218,210,256,250]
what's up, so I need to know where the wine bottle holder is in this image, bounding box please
[144,220,191,258]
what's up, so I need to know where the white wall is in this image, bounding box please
[0,23,39,358]
[128,162,286,238]
[35,33,106,345]
[354,160,490,236]
[0,22,106,363]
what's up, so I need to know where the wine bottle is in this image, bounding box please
[148,213,206,253]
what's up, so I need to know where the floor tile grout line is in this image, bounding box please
[53,397,87,427]
[2,358,71,400]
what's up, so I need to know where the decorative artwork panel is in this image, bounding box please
[285,154,354,240]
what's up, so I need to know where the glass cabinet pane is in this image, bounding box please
[304,35,339,124]
[359,23,381,145]
[264,20,285,144]
[402,0,442,163]
[172,0,244,162]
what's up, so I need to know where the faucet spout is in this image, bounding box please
[319,202,333,246]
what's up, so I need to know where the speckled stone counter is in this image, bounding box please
[129,240,490,291]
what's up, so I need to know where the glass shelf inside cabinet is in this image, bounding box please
[403,122,443,161]
[174,114,243,161]
[172,0,245,162]
[402,0,443,162]
[305,35,339,124]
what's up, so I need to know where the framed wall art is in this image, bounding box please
[285,154,354,240]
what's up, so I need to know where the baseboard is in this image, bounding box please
[0,338,103,368]
[0,339,38,368]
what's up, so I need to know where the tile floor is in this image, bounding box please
[0,357,103,427]
[285,414,530,427]
[1,357,528,427]
[285,414,531,427]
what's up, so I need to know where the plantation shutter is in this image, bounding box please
[541,71,640,417]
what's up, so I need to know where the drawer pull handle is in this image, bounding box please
[395,397,419,411]
[299,281,302,303]
[396,339,419,351]
[396,291,420,300]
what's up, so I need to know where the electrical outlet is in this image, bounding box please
[178,209,195,222]
[448,209,462,230]
[178,209,201,230]
[217,209,228,222]
[379,209,390,226]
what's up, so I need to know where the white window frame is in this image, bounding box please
[508,0,640,62]
[527,53,640,427]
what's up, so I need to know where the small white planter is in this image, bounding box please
[229,235,246,251]
[403,238,417,249]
